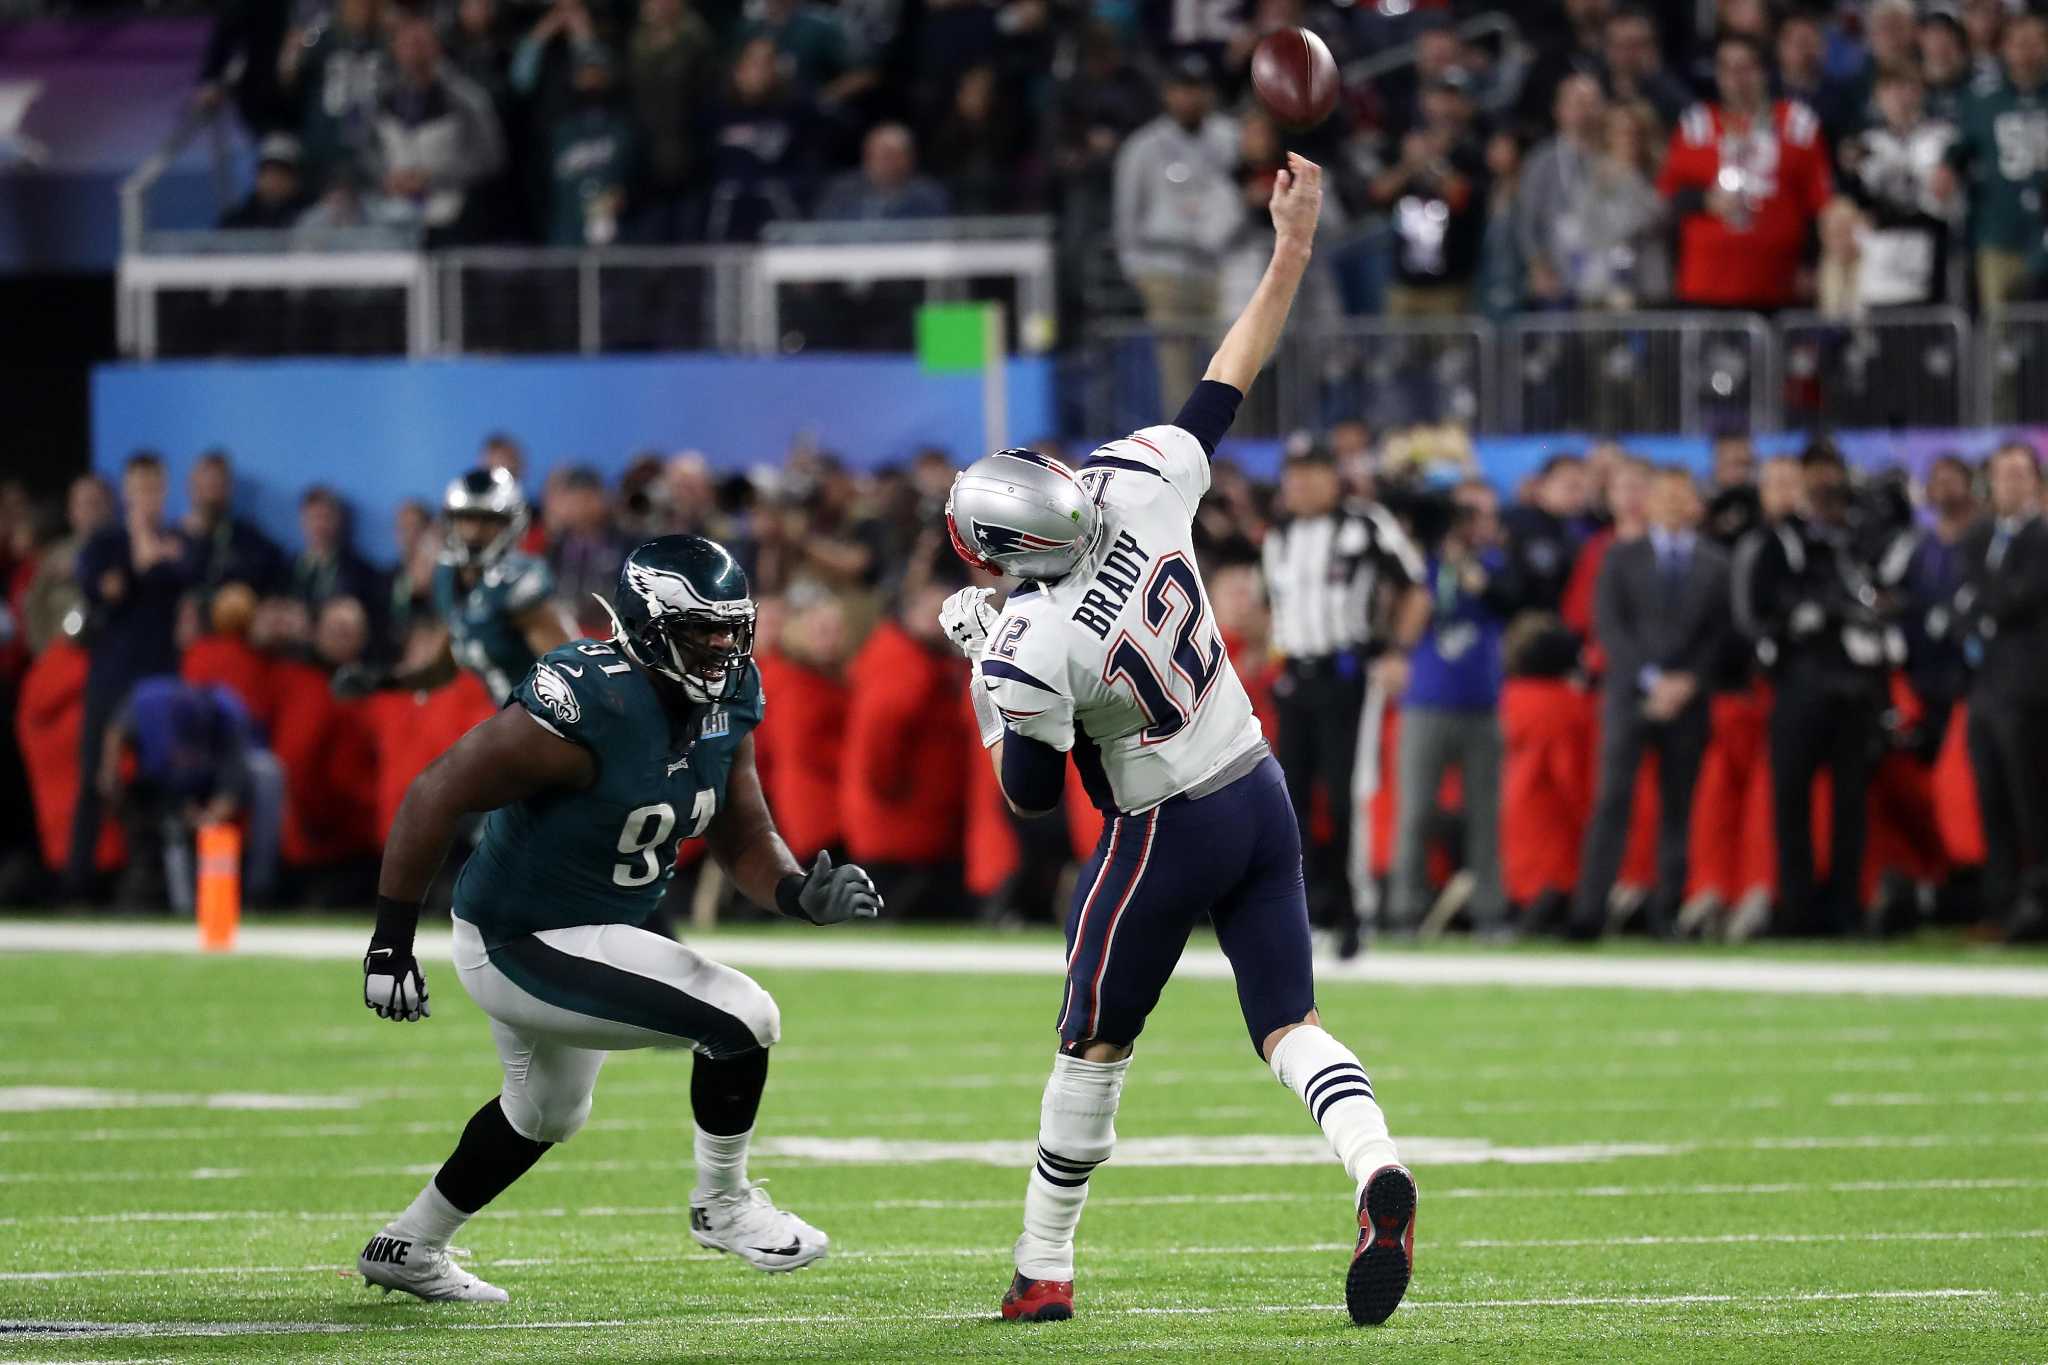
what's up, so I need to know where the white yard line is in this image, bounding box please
[7,922,2048,999]
[5,1176,2044,1230]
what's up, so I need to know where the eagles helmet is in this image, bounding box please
[945,448,1102,581]
[597,535,757,703]
[442,466,529,569]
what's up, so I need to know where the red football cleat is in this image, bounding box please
[1346,1163,1417,1326]
[1001,1271,1074,1322]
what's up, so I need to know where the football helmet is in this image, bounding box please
[598,535,756,703]
[442,466,529,569]
[945,448,1102,581]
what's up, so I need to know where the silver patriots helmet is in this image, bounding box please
[945,448,1102,581]
[597,535,757,703]
[442,466,530,569]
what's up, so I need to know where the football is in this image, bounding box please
[1251,26,1339,130]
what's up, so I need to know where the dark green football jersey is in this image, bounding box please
[1950,76,2048,251]
[433,553,556,704]
[452,641,765,946]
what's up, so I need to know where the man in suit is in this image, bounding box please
[1956,442,2048,941]
[1570,465,1732,940]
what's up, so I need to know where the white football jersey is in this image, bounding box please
[976,425,1267,815]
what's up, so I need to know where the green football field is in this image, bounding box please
[3,923,2047,1363]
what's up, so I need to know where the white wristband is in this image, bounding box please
[970,676,1005,749]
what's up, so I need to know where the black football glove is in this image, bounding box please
[364,942,430,1021]
[777,851,883,925]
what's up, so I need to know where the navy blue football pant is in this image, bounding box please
[1058,756,1315,1056]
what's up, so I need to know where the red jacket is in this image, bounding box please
[1660,100,1832,309]
[362,675,495,841]
[841,621,972,865]
[16,641,122,872]
[267,658,377,866]
[182,636,274,734]
[753,648,850,861]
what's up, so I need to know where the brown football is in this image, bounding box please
[1251,27,1339,131]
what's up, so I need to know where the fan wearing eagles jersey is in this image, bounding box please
[351,536,882,1303]
[938,156,1415,1329]
[332,468,573,706]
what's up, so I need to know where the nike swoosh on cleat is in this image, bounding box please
[751,1241,803,1257]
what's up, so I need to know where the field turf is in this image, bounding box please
[2,923,2045,1362]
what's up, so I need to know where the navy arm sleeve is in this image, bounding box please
[1172,380,1245,457]
[999,730,1067,816]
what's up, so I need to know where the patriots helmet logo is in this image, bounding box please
[532,663,581,724]
[971,518,1070,559]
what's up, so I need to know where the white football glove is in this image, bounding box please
[939,586,1000,660]
[364,944,430,1022]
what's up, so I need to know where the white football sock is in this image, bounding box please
[692,1124,753,1201]
[1014,1053,1128,1281]
[1269,1025,1399,1198]
[392,1180,470,1252]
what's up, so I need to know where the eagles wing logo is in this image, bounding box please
[971,519,1068,559]
[532,664,581,725]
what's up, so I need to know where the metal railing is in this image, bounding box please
[117,103,239,256]
[1978,303,2048,426]
[1502,311,1774,437]
[1778,307,1972,430]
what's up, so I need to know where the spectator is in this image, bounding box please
[928,65,1031,214]
[1570,466,1731,940]
[752,588,850,862]
[546,47,635,246]
[547,466,624,632]
[289,486,381,621]
[1964,0,2009,85]
[445,0,515,109]
[1370,67,1488,317]
[21,475,111,655]
[1660,33,1835,312]
[1388,479,1513,935]
[1503,454,1591,615]
[1474,128,1527,320]
[735,0,873,105]
[1836,69,1959,312]
[1921,9,1975,124]
[196,0,296,136]
[1940,13,2048,319]
[1735,450,1888,937]
[1846,0,1924,131]
[814,123,951,222]
[1601,5,1690,129]
[1575,101,1671,310]
[179,449,285,600]
[1777,7,1857,142]
[510,0,617,125]
[697,36,818,242]
[68,452,191,897]
[1902,454,1979,746]
[1113,54,1241,405]
[1221,109,1343,322]
[283,0,389,185]
[95,677,283,913]
[840,573,974,918]
[1518,0,1611,130]
[1957,443,2048,941]
[222,135,315,229]
[363,13,507,241]
[626,0,714,233]
[313,595,374,673]
[1519,74,1608,308]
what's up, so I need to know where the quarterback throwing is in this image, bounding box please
[939,155,1416,1327]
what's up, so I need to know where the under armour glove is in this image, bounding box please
[776,851,883,925]
[364,895,430,1022]
[938,586,999,660]
[331,663,389,701]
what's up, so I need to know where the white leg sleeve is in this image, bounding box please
[1269,1025,1399,1198]
[1015,1053,1128,1281]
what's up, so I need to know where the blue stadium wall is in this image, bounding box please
[92,353,1057,561]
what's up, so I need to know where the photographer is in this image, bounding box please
[1386,479,1515,936]
[1733,449,1899,936]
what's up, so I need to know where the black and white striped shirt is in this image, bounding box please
[1261,503,1424,661]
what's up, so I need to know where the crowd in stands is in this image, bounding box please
[0,417,2042,946]
[196,0,2048,326]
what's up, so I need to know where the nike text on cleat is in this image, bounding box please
[355,1226,508,1303]
[1346,1163,1417,1326]
[688,1184,828,1272]
[1000,1271,1074,1322]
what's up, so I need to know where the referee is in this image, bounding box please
[1261,447,1428,956]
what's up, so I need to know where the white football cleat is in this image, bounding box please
[689,1183,829,1272]
[357,1227,509,1302]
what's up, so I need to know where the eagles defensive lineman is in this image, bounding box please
[354,536,881,1302]
[937,156,1416,1327]
[334,467,572,706]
